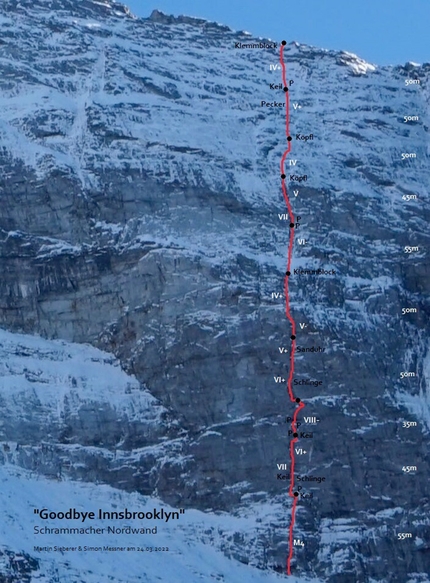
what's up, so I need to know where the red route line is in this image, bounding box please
[280,42,306,577]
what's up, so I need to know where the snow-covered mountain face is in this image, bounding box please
[0,1,429,581]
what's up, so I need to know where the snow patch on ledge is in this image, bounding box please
[338,51,377,75]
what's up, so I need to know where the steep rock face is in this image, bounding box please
[0,1,429,581]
